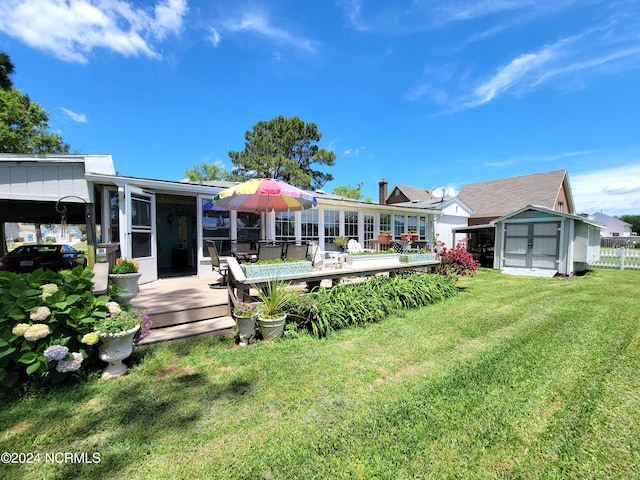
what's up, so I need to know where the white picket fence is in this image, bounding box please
[592,248,640,270]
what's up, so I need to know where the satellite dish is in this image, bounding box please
[431,186,454,201]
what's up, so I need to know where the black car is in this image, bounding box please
[0,244,87,273]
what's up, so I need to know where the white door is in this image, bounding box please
[124,185,157,283]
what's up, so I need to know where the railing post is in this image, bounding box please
[619,247,625,270]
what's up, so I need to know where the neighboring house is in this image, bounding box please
[381,181,472,248]
[492,205,601,276]
[588,212,633,237]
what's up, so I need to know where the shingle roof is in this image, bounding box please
[458,169,568,218]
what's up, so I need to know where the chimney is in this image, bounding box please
[379,179,388,205]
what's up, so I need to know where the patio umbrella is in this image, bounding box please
[212,178,317,240]
[212,178,317,212]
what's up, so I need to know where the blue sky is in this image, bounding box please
[1,0,640,216]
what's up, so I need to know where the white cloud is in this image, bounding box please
[572,163,640,215]
[209,27,221,47]
[344,146,365,156]
[0,0,187,63]
[219,10,317,53]
[60,107,87,123]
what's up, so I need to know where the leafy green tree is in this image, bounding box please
[184,162,231,182]
[0,53,70,154]
[0,52,15,91]
[0,88,70,154]
[228,115,336,190]
[618,215,640,235]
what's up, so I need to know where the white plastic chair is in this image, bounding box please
[347,239,374,254]
[308,241,337,270]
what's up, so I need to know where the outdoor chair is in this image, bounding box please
[346,239,374,254]
[284,244,309,261]
[388,240,405,254]
[206,242,229,286]
[308,241,337,270]
[257,243,284,262]
[230,242,257,263]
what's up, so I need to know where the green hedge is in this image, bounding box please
[285,272,458,338]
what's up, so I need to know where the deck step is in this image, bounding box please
[138,316,236,345]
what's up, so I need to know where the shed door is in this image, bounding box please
[503,222,559,269]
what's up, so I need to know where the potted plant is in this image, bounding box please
[401,230,419,242]
[109,258,141,304]
[377,229,393,242]
[333,236,348,252]
[233,301,258,345]
[94,302,150,379]
[253,279,297,340]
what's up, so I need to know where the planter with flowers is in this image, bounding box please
[333,236,348,252]
[94,302,151,379]
[401,231,419,242]
[233,301,258,345]
[109,258,141,304]
[377,230,392,243]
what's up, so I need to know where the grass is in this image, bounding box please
[1,268,639,479]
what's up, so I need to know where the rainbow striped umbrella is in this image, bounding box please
[212,178,317,212]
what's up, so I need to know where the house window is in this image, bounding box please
[237,211,260,244]
[407,215,417,235]
[364,214,374,247]
[380,213,391,235]
[275,211,295,242]
[203,199,230,256]
[344,210,358,238]
[557,201,564,212]
[300,209,318,242]
[394,215,404,238]
[324,209,339,249]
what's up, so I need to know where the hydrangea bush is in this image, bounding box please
[0,266,113,388]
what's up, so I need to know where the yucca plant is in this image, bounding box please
[253,279,297,319]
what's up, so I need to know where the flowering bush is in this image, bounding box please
[0,267,113,388]
[110,258,140,274]
[433,237,478,280]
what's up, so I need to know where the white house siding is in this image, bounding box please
[435,201,470,248]
[0,163,90,202]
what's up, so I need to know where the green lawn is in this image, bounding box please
[1,268,639,479]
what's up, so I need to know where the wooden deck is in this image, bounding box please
[132,274,234,344]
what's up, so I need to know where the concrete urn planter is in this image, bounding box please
[98,324,140,379]
[108,273,142,304]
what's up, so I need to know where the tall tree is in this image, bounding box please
[184,162,231,183]
[0,52,15,91]
[228,115,336,190]
[0,87,70,154]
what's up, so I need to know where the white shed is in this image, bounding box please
[492,205,601,276]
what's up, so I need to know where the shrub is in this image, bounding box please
[0,267,112,388]
[434,237,478,279]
